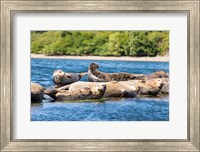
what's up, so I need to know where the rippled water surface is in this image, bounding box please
[31,58,169,121]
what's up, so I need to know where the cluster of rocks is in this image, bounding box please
[31,63,169,103]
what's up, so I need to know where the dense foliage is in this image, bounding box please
[31,31,169,57]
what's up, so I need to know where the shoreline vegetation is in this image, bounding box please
[31,31,169,57]
[31,54,169,62]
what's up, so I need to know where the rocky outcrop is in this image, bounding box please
[31,82,44,103]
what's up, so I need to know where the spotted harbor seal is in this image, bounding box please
[88,63,145,82]
[159,82,169,95]
[146,70,169,79]
[123,78,166,96]
[57,81,139,98]
[31,82,44,103]
[44,84,106,101]
[53,70,87,87]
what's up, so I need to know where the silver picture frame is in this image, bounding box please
[1,0,199,151]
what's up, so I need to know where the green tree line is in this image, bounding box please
[31,31,169,57]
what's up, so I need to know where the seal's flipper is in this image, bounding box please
[64,74,72,79]
[110,81,118,84]
[56,84,70,91]
[78,72,87,79]
[88,73,107,82]
[121,89,127,97]
[44,89,58,99]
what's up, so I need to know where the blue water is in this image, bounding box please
[31,58,169,121]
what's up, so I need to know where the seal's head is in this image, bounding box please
[155,70,168,78]
[94,83,107,96]
[148,78,165,90]
[89,63,99,71]
[52,70,65,84]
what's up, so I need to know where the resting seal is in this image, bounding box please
[88,63,145,82]
[103,81,139,98]
[146,70,169,79]
[44,84,106,101]
[31,82,44,103]
[159,82,169,95]
[57,81,139,98]
[53,70,87,87]
[123,78,166,96]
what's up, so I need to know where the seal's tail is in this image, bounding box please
[79,72,88,78]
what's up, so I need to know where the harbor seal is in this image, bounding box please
[146,70,169,79]
[31,82,44,103]
[103,81,139,98]
[44,84,106,101]
[159,82,169,95]
[88,63,145,82]
[122,78,167,96]
[53,70,87,87]
[57,81,139,98]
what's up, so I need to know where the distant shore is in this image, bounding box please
[31,54,169,62]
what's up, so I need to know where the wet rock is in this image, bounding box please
[31,82,44,103]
